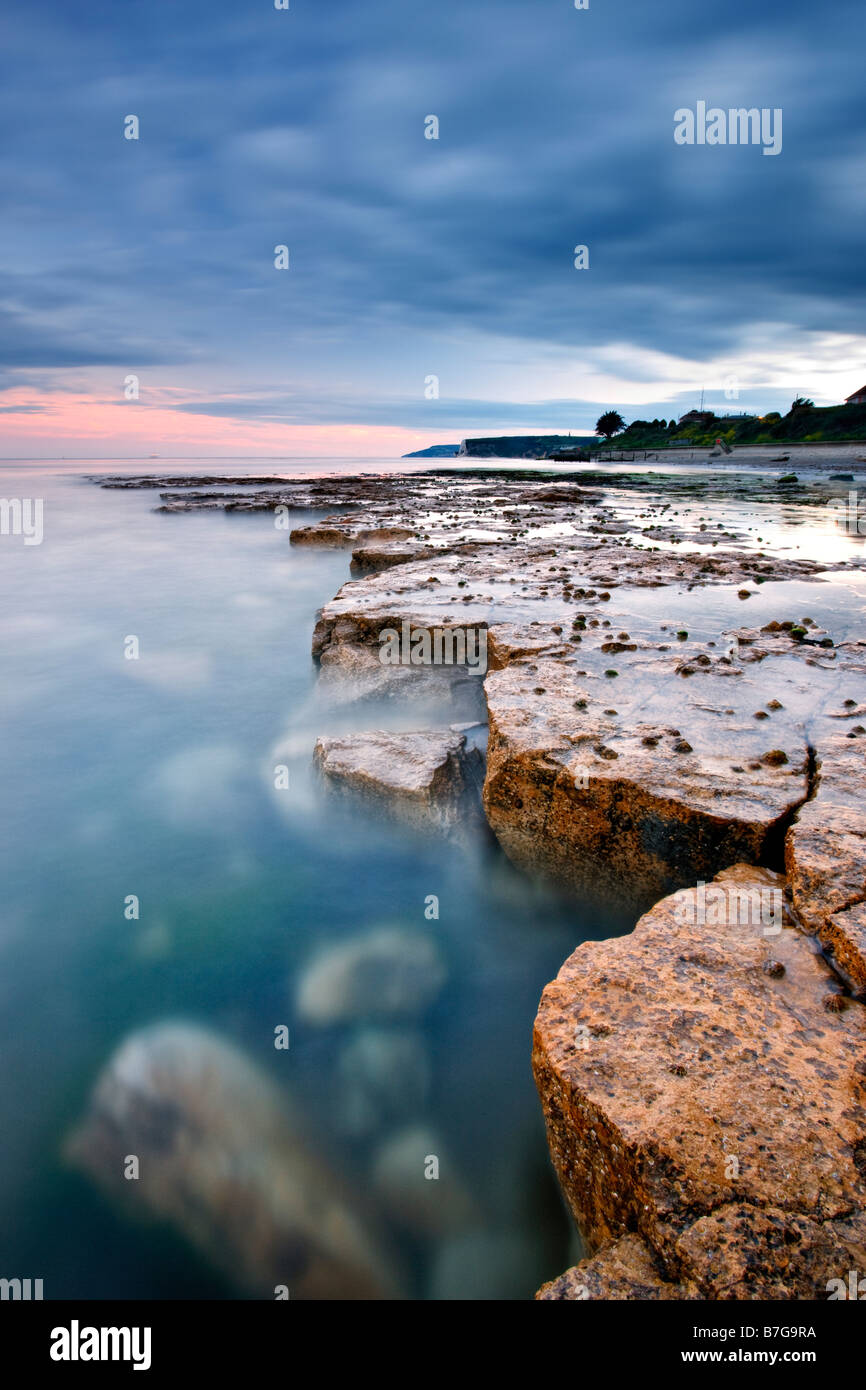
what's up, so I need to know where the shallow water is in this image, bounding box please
[0,461,629,1299]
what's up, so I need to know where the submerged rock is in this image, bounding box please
[295,926,447,1025]
[371,1125,477,1239]
[313,728,481,834]
[65,1022,402,1299]
[335,1028,431,1138]
[533,865,866,1298]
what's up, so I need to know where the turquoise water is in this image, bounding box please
[0,462,618,1299]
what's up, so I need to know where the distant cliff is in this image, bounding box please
[457,435,595,459]
[402,444,460,458]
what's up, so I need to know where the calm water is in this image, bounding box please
[3,458,861,1299]
[0,461,615,1300]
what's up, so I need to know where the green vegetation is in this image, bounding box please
[458,434,596,458]
[589,400,866,453]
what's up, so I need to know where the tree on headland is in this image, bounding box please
[791,397,814,411]
[595,410,625,439]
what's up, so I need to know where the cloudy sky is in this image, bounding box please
[2,0,865,458]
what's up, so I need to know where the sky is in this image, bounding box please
[1,0,865,458]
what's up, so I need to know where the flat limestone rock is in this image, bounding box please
[314,729,479,832]
[291,524,358,547]
[65,1023,402,1300]
[315,637,460,705]
[305,505,861,912]
[484,657,809,914]
[313,614,488,716]
[292,523,415,549]
[351,540,436,574]
[532,865,866,1299]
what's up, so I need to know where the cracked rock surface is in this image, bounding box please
[786,734,866,991]
[532,865,866,1299]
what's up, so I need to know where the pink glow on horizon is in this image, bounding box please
[0,389,446,459]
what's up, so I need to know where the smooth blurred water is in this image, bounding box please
[0,461,613,1299]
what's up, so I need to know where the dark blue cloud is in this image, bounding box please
[0,0,864,431]
[169,386,809,432]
